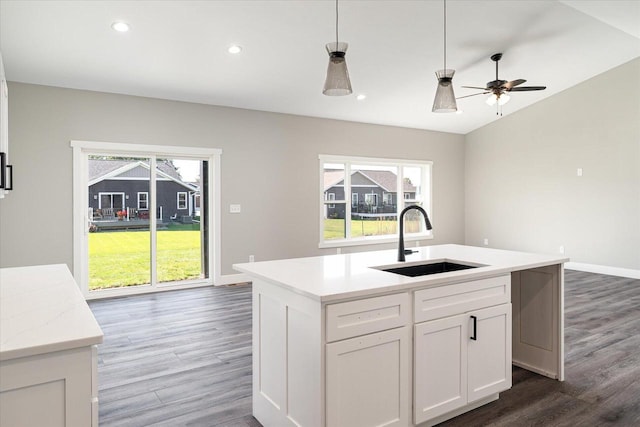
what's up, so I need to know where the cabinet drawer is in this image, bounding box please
[326,293,410,342]
[414,275,510,323]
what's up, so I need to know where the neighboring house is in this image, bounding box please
[324,170,417,219]
[88,159,199,221]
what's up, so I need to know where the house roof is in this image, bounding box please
[88,159,195,190]
[324,169,417,193]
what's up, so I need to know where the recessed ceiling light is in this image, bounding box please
[228,45,242,54]
[111,21,130,32]
[356,94,366,101]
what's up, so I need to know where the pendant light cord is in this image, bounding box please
[335,0,340,49]
[443,0,447,71]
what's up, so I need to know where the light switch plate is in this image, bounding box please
[230,204,241,213]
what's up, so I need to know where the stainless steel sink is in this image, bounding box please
[381,261,478,277]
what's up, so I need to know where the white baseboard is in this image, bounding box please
[565,262,640,279]
[216,273,251,286]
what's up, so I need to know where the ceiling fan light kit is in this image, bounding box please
[460,52,546,115]
[323,0,352,96]
[432,0,457,113]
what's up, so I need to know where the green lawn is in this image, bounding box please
[89,224,202,290]
[324,218,421,240]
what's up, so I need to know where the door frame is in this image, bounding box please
[71,140,222,299]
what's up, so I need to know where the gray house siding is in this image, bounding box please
[89,179,193,221]
[324,171,417,219]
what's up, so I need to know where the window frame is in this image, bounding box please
[327,192,336,208]
[137,191,149,210]
[319,154,433,248]
[177,191,188,210]
[71,140,222,299]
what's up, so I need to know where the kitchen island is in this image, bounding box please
[0,264,104,427]
[234,244,568,427]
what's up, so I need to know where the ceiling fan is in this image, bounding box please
[458,53,546,110]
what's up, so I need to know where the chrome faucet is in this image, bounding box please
[398,205,432,262]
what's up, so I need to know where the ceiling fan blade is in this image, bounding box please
[456,92,490,99]
[461,86,489,90]
[503,79,526,89]
[509,86,546,92]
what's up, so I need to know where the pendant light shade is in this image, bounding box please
[432,0,457,113]
[323,42,352,96]
[323,0,352,96]
[432,69,457,113]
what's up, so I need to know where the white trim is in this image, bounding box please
[97,192,125,210]
[177,191,188,209]
[71,140,221,157]
[71,140,222,298]
[88,159,196,190]
[319,154,433,247]
[83,273,249,301]
[319,233,433,249]
[137,192,149,210]
[565,262,640,279]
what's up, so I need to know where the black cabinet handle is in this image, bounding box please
[5,164,12,191]
[470,315,477,341]
[0,152,5,189]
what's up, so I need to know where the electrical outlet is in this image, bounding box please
[559,246,565,254]
[483,238,489,246]
[577,168,583,177]
[249,255,255,262]
[230,204,241,214]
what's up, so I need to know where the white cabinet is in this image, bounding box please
[325,292,410,427]
[0,51,10,198]
[326,327,410,427]
[0,265,103,427]
[414,303,511,424]
[0,346,99,427]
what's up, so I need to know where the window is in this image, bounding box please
[177,192,187,209]
[137,192,149,210]
[72,141,221,298]
[320,155,432,247]
[327,192,336,208]
[365,193,378,207]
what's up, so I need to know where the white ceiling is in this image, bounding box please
[1,0,639,135]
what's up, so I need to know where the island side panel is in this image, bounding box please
[511,264,564,380]
[253,279,323,427]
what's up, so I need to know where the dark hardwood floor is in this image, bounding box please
[89,270,640,426]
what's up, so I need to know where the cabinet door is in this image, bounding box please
[467,304,512,402]
[0,53,7,198]
[414,314,467,424]
[326,327,409,427]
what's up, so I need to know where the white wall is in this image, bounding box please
[0,83,465,276]
[465,58,640,272]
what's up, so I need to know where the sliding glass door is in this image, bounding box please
[72,142,220,297]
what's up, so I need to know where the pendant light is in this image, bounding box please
[432,0,457,113]
[323,0,352,96]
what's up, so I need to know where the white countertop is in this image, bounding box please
[0,264,104,361]
[234,244,569,302]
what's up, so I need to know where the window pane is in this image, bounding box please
[88,155,150,290]
[351,164,398,237]
[323,207,346,240]
[403,166,422,201]
[323,163,346,240]
[157,158,206,284]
